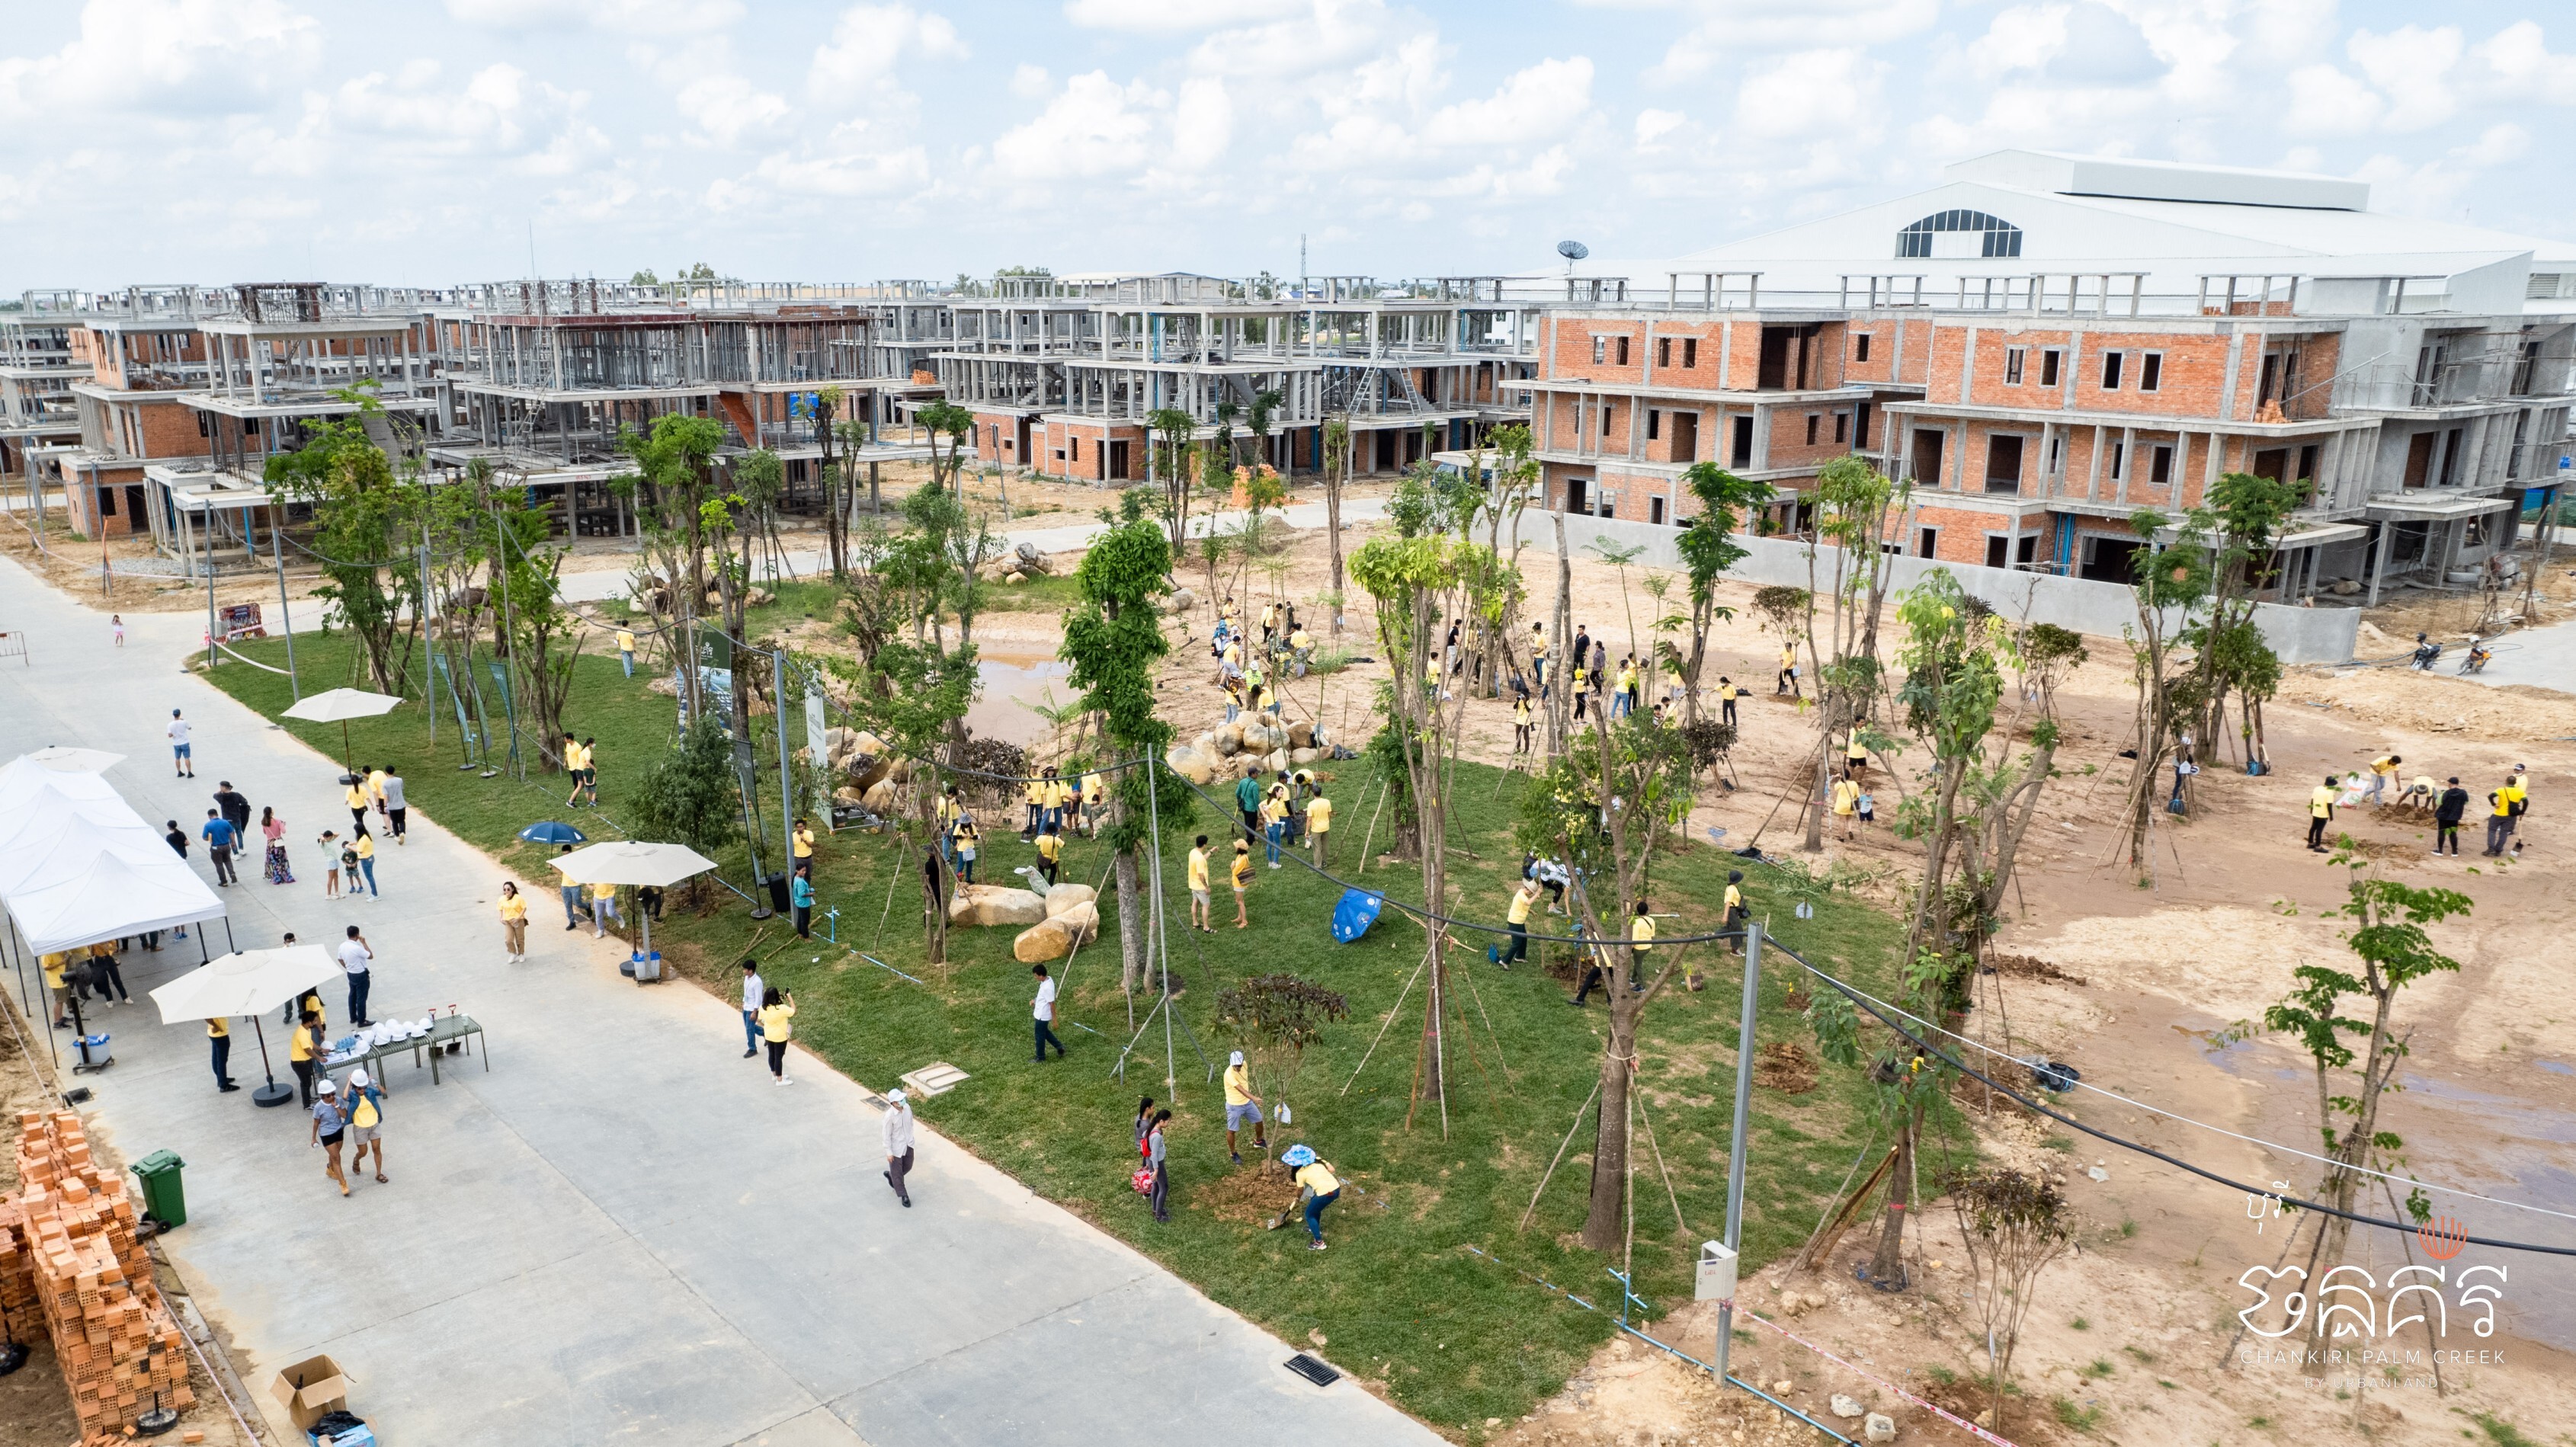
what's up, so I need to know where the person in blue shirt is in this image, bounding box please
[790,866,815,939]
[201,808,241,887]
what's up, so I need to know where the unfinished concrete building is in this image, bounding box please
[1524,152,2576,602]
[1,291,94,484]
[932,273,1540,483]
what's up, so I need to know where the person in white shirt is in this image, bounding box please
[1031,964,1065,1062]
[883,1088,916,1208]
[739,960,763,1060]
[338,925,376,1026]
[168,709,195,778]
[380,768,409,844]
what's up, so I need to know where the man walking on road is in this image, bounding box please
[168,709,195,778]
[202,808,240,886]
[1031,963,1065,1062]
[739,960,764,1059]
[338,924,376,1026]
[380,767,408,844]
[213,780,252,840]
[883,1087,916,1208]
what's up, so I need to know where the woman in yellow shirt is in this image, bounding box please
[1831,775,1861,839]
[1024,778,1047,837]
[1231,840,1254,929]
[758,988,796,1085]
[1512,696,1533,755]
[343,780,370,834]
[1035,823,1064,888]
[1261,786,1290,868]
[1305,792,1332,870]
[1080,771,1106,836]
[1283,1144,1340,1250]
[498,882,528,962]
[290,1008,325,1106]
[352,830,379,899]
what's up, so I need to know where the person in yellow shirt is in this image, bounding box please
[1306,791,1332,870]
[1845,731,1870,777]
[758,987,796,1084]
[1035,822,1064,887]
[793,818,817,864]
[1261,785,1290,868]
[1230,839,1254,929]
[1572,662,1590,721]
[1187,834,1213,931]
[498,881,528,963]
[1491,876,1540,968]
[1283,1144,1341,1250]
[1222,1048,1267,1164]
[1831,773,1862,840]
[366,766,390,828]
[1530,623,1550,694]
[951,812,981,885]
[344,777,370,834]
[2307,775,2337,853]
[1080,770,1106,836]
[352,830,379,898]
[1777,644,1799,697]
[207,1015,239,1093]
[2367,753,2401,806]
[1723,869,1748,956]
[40,950,73,1027]
[1716,675,1738,728]
[562,735,588,808]
[1512,695,1533,756]
[1287,625,1313,677]
[590,879,620,939]
[1626,898,1657,992]
[290,1007,324,1106]
[2484,776,2526,857]
[617,627,639,677]
[1043,770,1071,831]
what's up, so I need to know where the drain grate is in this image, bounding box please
[1283,1353,1341,1388]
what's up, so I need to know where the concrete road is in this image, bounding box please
[2461,612,2576,698]
[0,553,1432,1446]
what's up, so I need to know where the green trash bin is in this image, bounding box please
[131,1150,187,1229]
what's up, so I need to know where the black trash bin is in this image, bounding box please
[764,871,790,914]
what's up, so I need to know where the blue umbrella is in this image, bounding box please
[1331,888,1385,943]
[520,821,587,845]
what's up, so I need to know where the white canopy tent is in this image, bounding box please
[0,755,226,959]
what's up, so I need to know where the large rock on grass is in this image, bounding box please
[1012,901,1101,961]
[947,884,1048,927]
[1043,882,1098,917]
[1167,747,1216,785]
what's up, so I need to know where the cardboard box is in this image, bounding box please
[269,1353,355,1433]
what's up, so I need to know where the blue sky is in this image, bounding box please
[2,0,2571,289]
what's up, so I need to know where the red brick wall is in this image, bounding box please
[65,465,147,539]
[1903,500,2032,566]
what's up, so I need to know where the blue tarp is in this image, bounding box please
[1331,888,1385,943]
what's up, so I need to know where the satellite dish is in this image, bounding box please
[1556,240,1590,261]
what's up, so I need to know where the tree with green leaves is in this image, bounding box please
[1515,709,1696,1250]
[614,412,728,723]
[482,469,583,769]
[629,720,745,905]
[2260,844,2469,1360]
[1321,415,1353,620]
[2185,471,2304,755]
[1214,973,1349,1174]
[1062,519,1175,995]
[828,633,978,965]
[2113,506,2213,867]
[1674,463,1774,728]
[1147,407,1200,559]
[262,382,425,694]
[1584,536,1647,659]
[811,385,851,580]
[915,399,976,501]
[1796,456,1905,853]
[1943,1166,2075,1427]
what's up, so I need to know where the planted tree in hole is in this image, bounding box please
[1061,518,1176,996]
[1515,708,1696,1250]
[2184,470,2304,754]
[483,475,583,768]
[1943,1165,2076,1425]
[1148,407,1200,559]
[261,381,426,695]
[1674,463,1773,728]
[1322,414,1353,621]
[2112,507,2213,867]
[827,634,977,966]
[628,720,745,907]
[916,399,977,502]
[811,384,849,579]
[1213,973,1349,1173]
[614,412,728,725]
[2260,844,2469,1360]
[2014,622,2087,721]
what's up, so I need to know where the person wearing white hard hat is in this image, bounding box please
[345,1067,390,1186]
[309,1076,351,1197]
[883,1089,916,1208]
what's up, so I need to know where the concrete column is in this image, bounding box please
[2085,423,2104,501]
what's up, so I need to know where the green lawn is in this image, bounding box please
[209,618,1930,1441]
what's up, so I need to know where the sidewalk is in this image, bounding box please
[0,555,1431,1445]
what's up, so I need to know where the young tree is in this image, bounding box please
[1148,407,1199,559]
[2185,471,2304,752]
[1062,519,1175,995]
[1584,537,1647,659]
[1214,973,1350,1173]
[1943,1167,2076,1427]
[1322,415,1353,621]
[2262,846,2470,1360]
[1674,463,1774,727]
[916,400,976,501]
[616,413,728,723]
[630,720,745,905]
[830,635,977,964]
[2113,508,2213,867]
[1516,710,1696,1250]
[262,383,425,695]
[1798,456,1905,852]
[812,385,850,580]
[485,480,584,767]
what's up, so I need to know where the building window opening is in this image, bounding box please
[1895,209,2023,259]
[1854,333,1873,363]
[1682,338,1698,368]
[2005,347,2025,386]
[2139,352,2162,392]
[2101,351,2124,390]
[1805,414,1820,445]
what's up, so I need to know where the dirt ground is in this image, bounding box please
[0,994,261,1447]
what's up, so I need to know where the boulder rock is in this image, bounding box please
[948,884,1048,927]
[849,754,891,792]
[1287,720,1315,750]
[1043,882,1099,917]
[834,786,869,805]
[1211,722,1244,756]
[1003,572,1026,586]
[860,780,898,812]
[1831,1395,1866,1421]
[1263,748,1290,776]
[1290,747,1322,767]
[1166,585,1196,614]
[1014,540,1049,569]
[1166,747,1216,785]
[1863,1413,1896,1443]
[1011,901,1099,962]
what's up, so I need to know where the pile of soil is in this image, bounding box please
[1988,952,2087,986]
[1193,1161,1300,1226]
[1754,1041,1820,1094]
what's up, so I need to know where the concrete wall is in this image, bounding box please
[1514,509,2362,664]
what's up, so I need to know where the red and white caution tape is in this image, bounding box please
[1735,1305,2022,1447]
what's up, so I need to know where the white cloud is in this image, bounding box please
[2472,20,2576,100]
[0,0,319,118]
[1171,76,1233,171]
[1064,0,1293,31]
[675,73,789,146]
[441,0,740,32]
[2346,25,2462,132]
[1634,107,1684,147]
[1734,49,1882,141]
[1965,5,2069,79]
[2282,63,2381,137]
[1011,64,1052,99]
[809,5,966,96]
[1422,57,1593,146]
[991,72,1163,180]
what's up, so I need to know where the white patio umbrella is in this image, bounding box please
[149,945,341,1107]
[281,687,404,775]
[14,746,124,773]
[550,841,719,983]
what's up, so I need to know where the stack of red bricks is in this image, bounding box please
[5,1110,195,1445]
